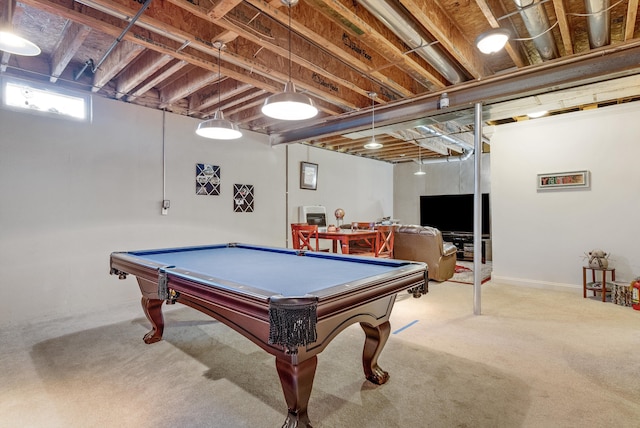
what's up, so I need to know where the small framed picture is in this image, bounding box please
[537,170,590,190]
[300,162,318,190]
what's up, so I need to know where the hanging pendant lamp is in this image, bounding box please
[196,42,242,140]
[414,146,426,176]
[261,0,318,121]
[364,91,383,149]
[0,0,40,56]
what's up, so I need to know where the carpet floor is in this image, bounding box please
[1,278,639,427]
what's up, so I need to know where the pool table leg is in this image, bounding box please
[360,321,390,385]
[141,297,164,344]
[276,355,317,428]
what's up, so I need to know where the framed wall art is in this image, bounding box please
[300,161,318,190]
[233,184,254,212]
[537,170,590,190]
[196,163,221,195]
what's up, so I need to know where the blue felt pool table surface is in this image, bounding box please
[123,243,416,298]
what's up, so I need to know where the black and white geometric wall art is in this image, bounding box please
[196,163,220,195]
[233,184,254,212]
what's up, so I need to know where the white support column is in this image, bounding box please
[473,102,483,315]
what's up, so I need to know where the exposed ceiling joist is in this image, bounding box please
[3,0,640,163]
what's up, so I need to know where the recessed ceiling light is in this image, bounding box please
[475,29,510,54]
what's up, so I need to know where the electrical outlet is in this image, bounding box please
[161,199,170,215]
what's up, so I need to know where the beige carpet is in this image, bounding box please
[1,279,639,428]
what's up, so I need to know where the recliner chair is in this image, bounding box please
[394,225,457,282]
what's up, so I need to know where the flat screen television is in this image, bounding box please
[420,193,490,235]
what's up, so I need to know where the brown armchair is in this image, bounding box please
[393,225,457,282]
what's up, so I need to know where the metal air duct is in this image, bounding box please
[513,0,558,60]
[418,146,473,164]
[357,0,467,84]
[413,125,475,164]
[585,0,610,48]
[416,125,474,152]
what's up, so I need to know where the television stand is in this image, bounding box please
[442,232,491,263]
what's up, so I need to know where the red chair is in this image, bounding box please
[291,224,324,251]
[374,225,395,258]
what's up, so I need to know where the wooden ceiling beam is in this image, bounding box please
[126,59,188,102]
[116,50,173,100]
[301,0,447,91]
[225,96,268,118]
[103,0,372,111]
[164,0,411,108]
[23,0,284,97]
[190,82,253,114]
[625,0,639,41]
[552,0,573,55]
[399,0,488,79]
[159,67,220,105]
[50,20,91,83]
[207,0,243,20]
[92,40,145,93]
[280,1,420,96]
[203,88,266,117]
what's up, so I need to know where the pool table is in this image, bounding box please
[110,243,427,427]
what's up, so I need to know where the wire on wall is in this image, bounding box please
[161,109,169,215]
[162,109,166,200]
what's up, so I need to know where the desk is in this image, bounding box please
[110,243,427,427]
[317,229,379,254]
[582,266,616,302]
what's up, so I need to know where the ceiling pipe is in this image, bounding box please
[74,0,152,80]
[417,146,474,165]
[513,0,558,60]
[585,0,610,48]
[357,0,467,84]
[93,0,152,71]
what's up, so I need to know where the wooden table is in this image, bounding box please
[317,229,379,254]
[582,266,616,302]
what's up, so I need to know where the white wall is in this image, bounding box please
[393,154,491,225]
[491,102,640,288]
[0,96,392,325]
[286,144,394,243]
[393,103,640,290]
[0,97,286,325]
[14,84,637,324]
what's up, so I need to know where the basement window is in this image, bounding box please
[1,77,91,121]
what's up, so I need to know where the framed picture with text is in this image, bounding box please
[537,170,590,190]
[300,162,318,190]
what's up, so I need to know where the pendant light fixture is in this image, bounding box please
[414,146,426,176]
[364,91,383,150]
[261,0,318,121]
[196,42,242,140]
[0,0,40,56]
